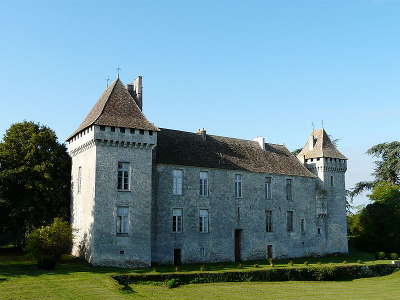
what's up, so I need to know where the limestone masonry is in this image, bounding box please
[67,76,348,267]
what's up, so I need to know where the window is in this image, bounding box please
[300,218,305,234]
[265,177,272,200]
[330,176,334,186]
[286,179,292,201]
[172,170,183,195]
[111,126,115,132]
[266,210,273,232]
[200,247,206,257]
[317,228,321,235]
[77,167,82,193]
[117,162,130,190]
[100,125,105,131]
[139,129,144,135]
[172,208,183,232]
[199,209,209,233]
[149,130,153,136]
[237,207,240,221]
[199,171,209,196]
[116,207,129,234]
[287,211,294,232]
[235,174,242,198]
[120,127,125,133]
[130,128,135,134]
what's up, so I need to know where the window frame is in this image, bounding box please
[286,178,293,201]
[300,218,305,234]
[199,171,209,197]
[265,176,272,200]
[116,206,129,235]
[117,162,131,191]
[77,166,82,194]
[235,174,242,198]
[172,208,183,233]
[199,209,209,233]
[266,210,273,232]
[172,169,183,195]
[287,211,294,232]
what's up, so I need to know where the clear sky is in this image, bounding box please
[1,1,399,208]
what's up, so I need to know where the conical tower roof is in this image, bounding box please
[68,78,158,139]
[297,129,347,160]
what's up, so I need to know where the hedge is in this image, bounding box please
[113,264,399,286]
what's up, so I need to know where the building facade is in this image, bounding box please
[67,76,348,267]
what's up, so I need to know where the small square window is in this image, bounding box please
[111,126,115,132]
[149,130,153,136]
[130,128,135,134]
[139,129,144,135]
[120,128,125,133]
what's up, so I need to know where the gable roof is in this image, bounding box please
[68,79,158,140]
[155,128,316,178]
[297,129,347,160]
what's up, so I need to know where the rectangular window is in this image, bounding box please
[117,162,130,190]
[199,209,209,233]
[200,247,206,257]
[330,175,334,186]
[130,128,135,134]
[235,174,242,198]
[266,210,273,232]
[100,125,105,131]
[265,177,272,200]
[172,170,183,195]
[120,127,125,133]
[300,218,305,234]
[172,208,183,232]
[287,211,294,232]
[77,166,82,193]
[199,171,209,196]
[111,126,115,132]
[286,179,292,201]
[116,207,129,234]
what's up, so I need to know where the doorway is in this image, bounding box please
[173,248,181,266]
[234,229,242,263]
[267,245,273,259]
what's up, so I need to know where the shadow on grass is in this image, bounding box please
[119,284,137,294]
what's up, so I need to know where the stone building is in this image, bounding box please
[67,76,348,267]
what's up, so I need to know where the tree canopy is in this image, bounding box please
[0,121,71,246]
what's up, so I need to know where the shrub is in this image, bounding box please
[310,265,336,281]
[237,263,243,269]
[390,253,399,260]
[200,265,207,271]
[342,260,347,264]
[175,266,181,272]
[376,252,386,260]
[303,261,309,266]
[288,260,294,267]
[25,218,73,269]
[268,258,274,266]
[166,278,180,289]
[253,264,259,268]
[316,261,322,265]
[357,260,363,264]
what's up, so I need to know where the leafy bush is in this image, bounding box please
[357,260,363,264]
[376,252,386,260]
[200,265,207,271]
[288,260,294,267]
[316,261,322,265]
[175,266,181,272]
[253,264,259,268]
[268,258,274,266]
[237,263,243,269]
[342,260,347,264]
[390,253,398,260]
[25,218,73,269]
[310,266,336,281]
[303,261,309,266]
[166,278,180,288]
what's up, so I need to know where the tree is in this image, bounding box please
[0,121,71,246]
[350,142,400,198]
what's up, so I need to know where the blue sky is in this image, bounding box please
[1,1,399,207]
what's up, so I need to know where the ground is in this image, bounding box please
[0,250,398,300]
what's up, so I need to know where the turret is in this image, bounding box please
[297,129,348,254]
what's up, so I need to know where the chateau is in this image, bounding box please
[67,76,348,267]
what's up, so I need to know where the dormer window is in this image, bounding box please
[100,125,105,131]
[120,128,125,133]
[130,128,135,134]
[149,130,153,136]
[111,126,115,132]
[139,129,144,135]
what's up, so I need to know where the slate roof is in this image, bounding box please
[156,128,316,178]
[68,79,158,140]
[297,129,347,160]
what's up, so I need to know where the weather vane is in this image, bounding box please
[116,66,121,79]
[106,76,110,87]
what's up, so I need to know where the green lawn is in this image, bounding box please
[0,251,398,300]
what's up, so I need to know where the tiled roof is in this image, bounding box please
[297,129,347,160]
[155,128,316,178]
[68,79,158,139]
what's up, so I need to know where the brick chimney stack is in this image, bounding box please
[127,76,143,111]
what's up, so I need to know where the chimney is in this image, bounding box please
[127,76,143,111]
[196,128,207,141]
[253,136,265,150]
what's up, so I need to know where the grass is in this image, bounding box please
[0,249,398,300]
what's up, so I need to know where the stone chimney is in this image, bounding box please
[253,136,265,150]
[196,128,207,141]
[127,76,143,111]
